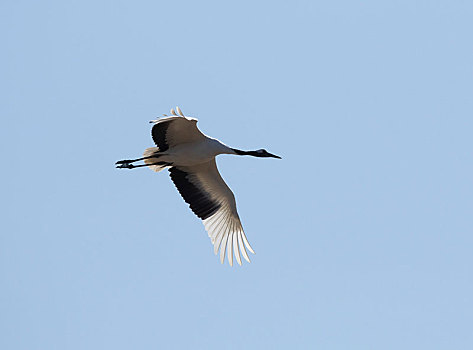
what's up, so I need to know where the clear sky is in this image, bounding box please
[1,1,472,349]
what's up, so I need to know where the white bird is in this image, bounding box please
[116,107,281,266]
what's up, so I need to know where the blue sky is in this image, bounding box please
[1,0,472,349]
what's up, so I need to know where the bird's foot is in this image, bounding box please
[116,162,134,169]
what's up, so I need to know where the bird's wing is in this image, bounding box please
[151,116,206,151]
[168,159,255,266]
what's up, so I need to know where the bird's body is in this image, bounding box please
[154,137,232,167]
[116,107,280,266]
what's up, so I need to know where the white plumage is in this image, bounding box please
[116,107,280,266]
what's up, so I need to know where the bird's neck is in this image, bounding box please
[207,138,238,155]
[231,148,259,157]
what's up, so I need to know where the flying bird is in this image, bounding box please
[116,107,281,266]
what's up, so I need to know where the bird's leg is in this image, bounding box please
[115,154,162,165]
[116,161,173,169]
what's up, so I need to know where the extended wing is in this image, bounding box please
[151,116,206,151]
[168,159,255,266]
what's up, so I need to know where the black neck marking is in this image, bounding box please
[231,148,259,156]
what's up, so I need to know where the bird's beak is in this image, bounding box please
[268,152,282,159]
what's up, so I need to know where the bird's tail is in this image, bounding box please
[143,147,168,172]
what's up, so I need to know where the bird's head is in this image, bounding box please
[254,149,282,159]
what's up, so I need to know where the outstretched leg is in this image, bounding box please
[116,153,162,165]
[116,161,173,169]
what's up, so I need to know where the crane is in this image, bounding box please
[116,107,281,266]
